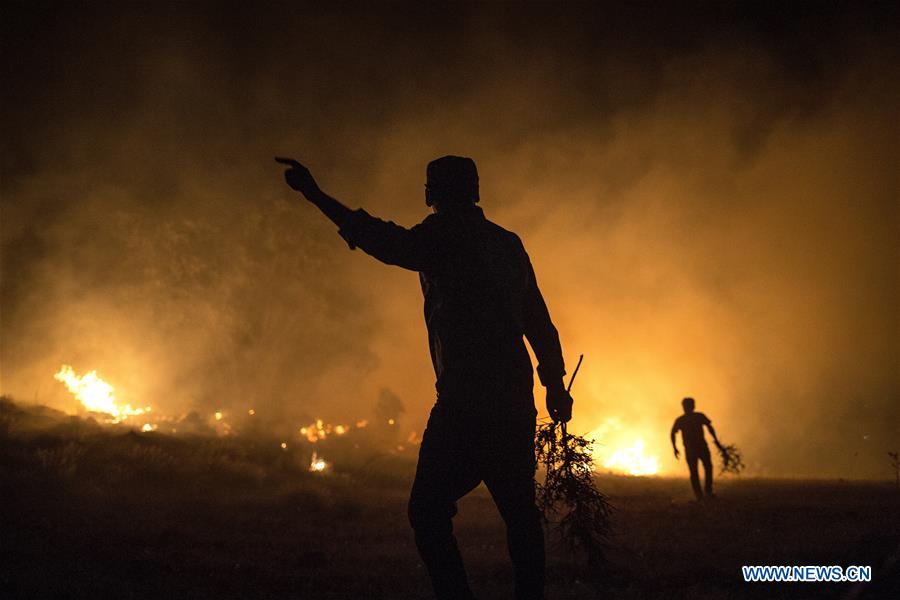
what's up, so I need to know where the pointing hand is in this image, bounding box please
[673,448,680,460]
[275,157,320,198]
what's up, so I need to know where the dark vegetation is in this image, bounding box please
[535,421,612,570]
[2,397,898,599]
[717,444,746,476]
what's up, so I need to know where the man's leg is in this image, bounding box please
[686,452,703,500]
[701,448,714,497]
[483,417,544,600]
[408,409,481,600]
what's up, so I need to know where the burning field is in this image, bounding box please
[46,362,667,478]
[2,391,899,599]
[2,2,899,599]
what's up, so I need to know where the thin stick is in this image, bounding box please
[567,354,584,393]
[561,354,584,438]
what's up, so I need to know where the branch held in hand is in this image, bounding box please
[717,443,745,475]
[535,354,612,566]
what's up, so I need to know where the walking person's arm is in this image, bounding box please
[705,420,724,450]
[670,422,680,460]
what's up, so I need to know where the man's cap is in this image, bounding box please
[426,155,479,204]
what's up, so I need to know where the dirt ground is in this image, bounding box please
[2,417,898,599]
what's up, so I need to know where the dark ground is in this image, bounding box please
[1,404,898,599]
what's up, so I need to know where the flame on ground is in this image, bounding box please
[54,364,149,423]
[300,418,358,443]
[587,417,661,476]
[309,451,329,472]
[602,438,660,476]
[51,367,409,450]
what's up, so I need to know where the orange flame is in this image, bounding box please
[588,418,661,476]
[54,364,149,423]
[309,451,329,472]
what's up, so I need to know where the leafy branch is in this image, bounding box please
[717,443,745,476]
[535,420,613,566]
[533,355,612,566]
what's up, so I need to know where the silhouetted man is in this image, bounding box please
[277,155,571,600]
[670,397,722,501]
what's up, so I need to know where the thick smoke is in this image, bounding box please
[2,3,897,477]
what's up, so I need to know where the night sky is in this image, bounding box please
[2,2,897,477]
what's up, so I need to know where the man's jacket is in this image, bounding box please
[338,204,565,416]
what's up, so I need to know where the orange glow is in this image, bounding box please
[587,418,661,476]
[299,418,354,442]
[602,439,659,476]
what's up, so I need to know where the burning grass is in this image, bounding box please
[53,364,150,423]
[3,396,899,599]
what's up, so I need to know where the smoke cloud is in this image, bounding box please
[2,3,897,477]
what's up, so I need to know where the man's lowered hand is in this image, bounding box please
[546,382,573,423]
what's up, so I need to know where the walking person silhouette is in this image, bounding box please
[670,397,723,501]
[277,155,572,600]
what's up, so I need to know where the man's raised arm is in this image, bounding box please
[276,158,352,227]
[277,157,438,272]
